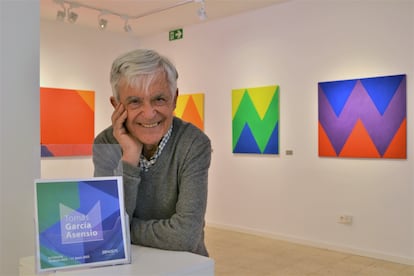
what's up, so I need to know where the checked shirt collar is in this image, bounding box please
[139,124,172,172]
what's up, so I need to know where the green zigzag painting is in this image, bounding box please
[232,85,279,154]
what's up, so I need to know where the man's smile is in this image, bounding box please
[139,122,161,128]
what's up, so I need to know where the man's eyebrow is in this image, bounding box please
[125,96,141,102]
[151,91,171,98]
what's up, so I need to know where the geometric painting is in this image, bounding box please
[232,85,279,154]
[40,87,95,157]
[174,93,204,131]
[318,74,406,158]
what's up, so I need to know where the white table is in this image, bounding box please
[20,245,215,276]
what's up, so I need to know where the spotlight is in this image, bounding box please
[56,9,66,21]
[198,7,207,20]
[197,0,207,20]
[67,10,78,23]
[66,3,79,23]
[55,0,66,21]
[98,10,109,30]
[124,23,132,33]
[99,18,108,30]
[122,16,132,33]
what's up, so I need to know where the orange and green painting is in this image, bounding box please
[174,93,204,131]
[40,87,95,157]
[232,85,279,154]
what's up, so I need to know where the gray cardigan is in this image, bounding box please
[93,117,211,256]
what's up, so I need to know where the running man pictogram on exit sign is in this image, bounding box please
[169,28,183,41]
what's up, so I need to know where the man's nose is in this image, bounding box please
[141,101,156,118]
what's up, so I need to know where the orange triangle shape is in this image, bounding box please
[383,118,406,158]
[77,90,95,112]
[318,122,337,156]
[182,96,204,131]
[339,119,380,158]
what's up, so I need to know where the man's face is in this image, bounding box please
[117,71,176,148]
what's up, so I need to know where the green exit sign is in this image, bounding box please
[169,28,183,41]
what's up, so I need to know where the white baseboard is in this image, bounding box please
[206,222,414,266]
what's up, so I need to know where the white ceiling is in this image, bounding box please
[40,0,288,37]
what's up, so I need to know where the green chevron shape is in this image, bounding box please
[232,87,279,152]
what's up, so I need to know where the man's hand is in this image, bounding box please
[111,103,142,166]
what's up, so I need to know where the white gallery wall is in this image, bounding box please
[40,0,414,266]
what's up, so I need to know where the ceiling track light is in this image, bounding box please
[55,0,66,21]
[122,16,132,33]
[56,9,66,21]
[67,9,78,23]
[66,2,79,23]
[197,0,207,20]
[96,10,108,30]
[98,18,108,30]
[124,23,132,33]
[53,0,207,34]
[98,10,109,30]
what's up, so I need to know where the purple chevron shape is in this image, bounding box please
[361,78,405,155]
[319,79,406,156]
[319,85,359,155]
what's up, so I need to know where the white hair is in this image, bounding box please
[110,49,178,100]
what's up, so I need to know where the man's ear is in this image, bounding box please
[173,89,179,108]
[110,96,118,108]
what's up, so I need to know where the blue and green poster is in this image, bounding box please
[34,176,130,272]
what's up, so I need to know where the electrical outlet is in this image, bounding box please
[338,215,353,225]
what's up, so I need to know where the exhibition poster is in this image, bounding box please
[34,176,130,273]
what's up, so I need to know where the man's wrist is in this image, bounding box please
[121,149,141,166]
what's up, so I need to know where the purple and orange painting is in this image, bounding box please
[318,74,406,158]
